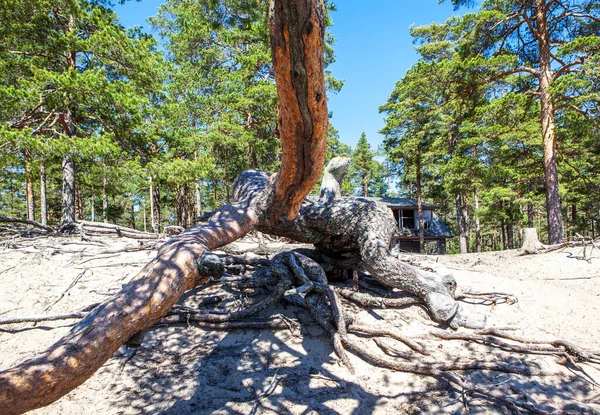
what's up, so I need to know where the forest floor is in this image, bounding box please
[0,234,599,414]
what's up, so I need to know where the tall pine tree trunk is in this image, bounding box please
[59,15,77,229]
[149,177,161,233]
[24,154,34,221]
[527,180,535,228]
[194,152,202,218]
[535,0,563,244]
[416,153,424,254]
[75,186,83,220]
[102,175,108,223]
[60,156,76,227]
[39,158,47,226]
[175,184,187,228]
[455,193,468,254]
[474,189,482,252]
[90,195,95,222]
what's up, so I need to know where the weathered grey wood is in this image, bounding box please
[0,215,55,232]
[234,170,485,329]
[319,157,350,202]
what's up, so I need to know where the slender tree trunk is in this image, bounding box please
[224,166,231,204]
[508,224,514,250]
[102,175,108,223]
[455,193,468,254]
[527,180,534,228]
[59,15,77,229]
[195,180,202,218]
[362,173,369,197]
[60,156,76,227]
[24,155,34,221]
[501,220,507,251]
[75,186,83,220]
[40,159,47,226]
[535,0,564,244]
[194,152,202,218]
[571,204,577,235]
[142,199,147,233]
[130,201,136,230]
[150,178,160,233]
[176,184,187,228]
[416,154,424,254]
[474,189,482,252]
[90,196,95,222]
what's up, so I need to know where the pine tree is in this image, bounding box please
[421,0,600,243]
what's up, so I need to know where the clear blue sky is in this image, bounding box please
[115,0,469,150]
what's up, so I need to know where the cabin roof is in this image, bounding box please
[399,214,454,239]
[370,197,437,209]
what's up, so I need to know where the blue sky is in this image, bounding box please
[115,0,469,150]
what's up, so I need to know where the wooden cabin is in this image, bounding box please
[371,197,453,254]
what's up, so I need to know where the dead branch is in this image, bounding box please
[0,216,56,233]
[45,270,89,311]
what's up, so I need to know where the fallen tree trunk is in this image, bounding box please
[0,216,56,233]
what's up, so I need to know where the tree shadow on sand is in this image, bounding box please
[103,281,599,415]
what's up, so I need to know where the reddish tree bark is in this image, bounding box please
[0,1,328,413]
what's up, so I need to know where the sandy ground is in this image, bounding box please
[0,235,599,414]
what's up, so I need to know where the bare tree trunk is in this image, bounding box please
[59,15,77,229]
[187,184,194,227]
[455,193,468,254]
[90,195,95,222]
[40,159,47,226]
[130,201,136,230]
[142,199,147,233]
[24,154,34,221]
[527,180,535,228]
[175,184,188,228]
[102,174,108,223]
[416,155,424,254]
[194,152,202,218]
[60,156,76,227]
[535,0,563,244]
[150,177,160,233]
[474,189,482,252]
[571,204,577,236]
[75,186,83,220]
